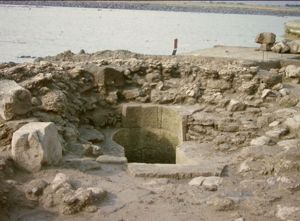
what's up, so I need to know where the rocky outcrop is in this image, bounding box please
[255,32,276,51]
[270,40,300,54]
[11,122,62,172]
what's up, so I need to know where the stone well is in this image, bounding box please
[111,104,226,178]
[113,104,186,164]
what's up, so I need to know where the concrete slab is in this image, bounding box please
[176,141,232,166]
[127,162,225,179]
[186,45,300,62]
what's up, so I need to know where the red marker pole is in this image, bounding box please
[172,38,178,56]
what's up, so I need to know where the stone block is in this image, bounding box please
[11,122,63,172]
[255,32,276,44]
[0,80,32,120]
[85,64,124,87]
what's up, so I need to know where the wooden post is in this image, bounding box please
[172,38,178,56]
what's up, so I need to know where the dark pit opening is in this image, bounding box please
[113,128,178,164]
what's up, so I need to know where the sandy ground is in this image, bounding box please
[7,165,244,221]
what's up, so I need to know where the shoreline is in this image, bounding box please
[0,1,300,16]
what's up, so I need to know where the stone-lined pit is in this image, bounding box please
[113,104,184,164]
[113,128,178,164]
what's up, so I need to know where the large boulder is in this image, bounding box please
[255,32,276,51]
[0,80,32,120]
[11,122,63,172]
[271,42,290,53]
[287,40,300,54]
[285,65,300,78]
[255,32,276,44]
[285,20,300,37]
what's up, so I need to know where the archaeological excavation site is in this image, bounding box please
[0,48,300,221]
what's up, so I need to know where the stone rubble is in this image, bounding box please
[0,50,299,220]
[255,32,300,55]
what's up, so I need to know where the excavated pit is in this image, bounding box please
[113,128,178,164]
[112,104,184,165]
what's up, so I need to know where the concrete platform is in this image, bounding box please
[186,45,300,62]
[285,20,300,36]
[127,162,225,179]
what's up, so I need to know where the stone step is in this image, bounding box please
[127,163,225,179]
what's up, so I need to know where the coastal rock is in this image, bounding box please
[287,40,300,54]
[285,65,300,78]
[271,42,290,53]
[255,32,276,44]
[11,122,63,172]
[0,80,32,120]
